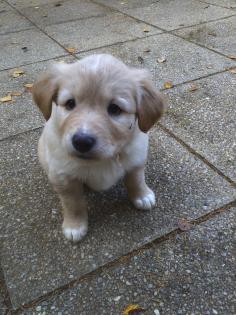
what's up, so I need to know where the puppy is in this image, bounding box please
[33,54,165,242]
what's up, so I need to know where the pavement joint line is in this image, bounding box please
[0,7,235,72]
[3,0,166,64]
[73,32,163,57]
[3,0,236,64]
[3,0,76,56]
[12,0,235,65]
[167,13,236,33]
[159,123,236,189]
[170,19,236,60]
[11,198,236,314]
[3,0,89,11]
[160,67,234,91]
[0,126,43,143]
[0,26,35,37]
[91,0,236,60]
[0,32,162,73]
[0,54,73,73]
[24,13,110,28]
[198,0,236,10]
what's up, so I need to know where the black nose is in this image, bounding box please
[72,132,96,153]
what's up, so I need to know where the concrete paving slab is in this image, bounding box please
[21,0,112,28]
[78,33,234,89]
[44,13,161,52]
[0,292,6,315]
[174,16,236,57]
[0,56,75,140]
[0,302,6,315]
[6,0,67,9]
[23,208,236,315]
[203,0,236,9]
[0,265,8,315]
[107,0,236,31]
[0,0,12,11]
[0,9,33,35]
[0,28,66,70]
[95,0,159,10]
[162,71,236,182]
[1,128,236,308]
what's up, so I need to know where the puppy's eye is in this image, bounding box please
[65,98,76,110]
[108,103,122,116]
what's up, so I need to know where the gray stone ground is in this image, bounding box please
[0,0,235,314]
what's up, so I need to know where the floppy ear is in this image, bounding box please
[135,71,166,133]
[32,66,59,120]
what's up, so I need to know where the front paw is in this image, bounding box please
[132,190,156,210]
[62,220,88,242]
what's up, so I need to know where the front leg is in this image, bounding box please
[53,180,88,242]
[125,166,156,210]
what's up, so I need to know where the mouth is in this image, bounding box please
[75,153,95,160]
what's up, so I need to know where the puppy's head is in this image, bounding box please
[33,54,165,160]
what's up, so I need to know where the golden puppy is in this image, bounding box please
[33,54,165,242]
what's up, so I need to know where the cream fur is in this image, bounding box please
[34,54,165,242]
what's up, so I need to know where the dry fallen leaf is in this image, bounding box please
[229,68,236,74]
[66,47,77,54]
[123,304,145,315]
[229,55,236,60]
[0,94,12,103]
[164,81,173,89]
[178,218,192,231]
[11,69,25,78]
[157,57,166,63]
[24,83,34,92]
[188,84,199,92]
[143,27,150,33]
[208,31,217,37]
[143,48,151,53]
[11,91,22,96]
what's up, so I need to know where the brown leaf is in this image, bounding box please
[164,81,173,89]
[0,94,12,103]
[229,68,236,74]
[208,31,217,37]
[143,27,150,33]
[66,47,77,54]
[11,69,25,78]
[123,304,145,315]
[229,55,236,60]
[11,91,22,96]
[178,218,192,231]
[143,48,151,53]
[188,84,199,92]
[24,83,34,92]
[157,57,166,63]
